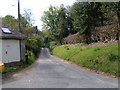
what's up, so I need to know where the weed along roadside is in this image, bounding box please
[52,42,119,77]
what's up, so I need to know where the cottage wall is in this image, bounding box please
[1,39,20,63]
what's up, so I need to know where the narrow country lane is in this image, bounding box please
[2,48,118,88]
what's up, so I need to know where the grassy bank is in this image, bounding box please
[53,43,119,76]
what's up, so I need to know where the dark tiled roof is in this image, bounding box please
[0,20,27,39]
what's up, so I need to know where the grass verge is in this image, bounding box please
[53,43,119,76]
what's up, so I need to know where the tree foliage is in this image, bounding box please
[41,2,119,44]
[1,8,40,37]
[41,5,76,44]
[2,15,18,29]
[23,9,35,26]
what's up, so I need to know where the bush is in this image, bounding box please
[108,53,119,61]
[94,48,100,51]
[25,36,43,57]
[49,41,58,51]
[27,50,36,64]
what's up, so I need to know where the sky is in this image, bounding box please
[0,0,76,30]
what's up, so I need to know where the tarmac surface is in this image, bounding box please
[2,48,118,88]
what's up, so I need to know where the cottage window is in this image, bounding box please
[1,28,12,34]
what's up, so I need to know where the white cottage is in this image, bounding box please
[0,21,26,63]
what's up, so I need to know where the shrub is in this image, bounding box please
[108,53,119,61]
[25,36,43,57]
[49,41,58,51]
[27,50,36,64]
[94,48,100,51]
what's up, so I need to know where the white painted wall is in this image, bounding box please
[0,39,20,63]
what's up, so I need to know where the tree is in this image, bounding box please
[42,6,59,35]
[41,5,61,43]
[41,5,75,44]
[65,6,75,34]
[23,9,35,26]
[2,15,18,29]
[18,14,29,33]
[70,2,116,43]
[2,14,29,33]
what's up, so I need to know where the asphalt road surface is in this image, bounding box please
[2,48,118,88]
